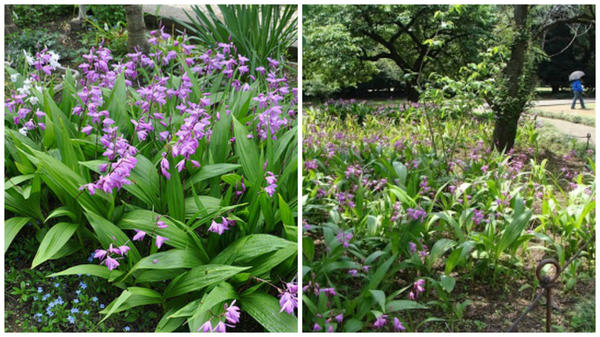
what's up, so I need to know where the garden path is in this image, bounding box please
[533,98,595,106]
[537,116,595,145]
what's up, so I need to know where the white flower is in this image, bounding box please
[10,73,19,82]
[18,127,27,136]
[23,50,34,65]
[17,86,30,95]
[48,50,61,68]
[28,96,39,105]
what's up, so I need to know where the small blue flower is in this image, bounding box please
[79,282,87,289]
[71,308,79,313]
[57,296,64,305]
[54,282,60,288]
[75,290,81,295]
[47,311,54,317]
[37,287,43,293]
[73,299,80,304]
[91,296,98,302]
[83,310,90,315]
[100,303,105,309]
[124,326,131,332]
[67,315,75,324]
[42,293,50,301]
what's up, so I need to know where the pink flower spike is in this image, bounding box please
[224,300,240,324]
[213,321,226,332]
[208,219,227,235]
[93,249,107,260]
[157,220,168,229]
[118,245,130,256]
[81,125,93,135]
[191,160,200,168]
[198,321,212,332]
[176,159,185,172]
[103,255,120,271]
[393,317,406,332]
[98,163,108,172]
[160,157,170,179]
[132,229,146,241]
[108,243,121,255]
[156,235,169,249]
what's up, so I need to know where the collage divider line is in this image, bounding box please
[296,3,304,333]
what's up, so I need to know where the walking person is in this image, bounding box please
[569,70,586,109]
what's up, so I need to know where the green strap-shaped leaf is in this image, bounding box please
[240,291,297,332]
[248,242,297,276]
[31,222,79,268]
[232,116,262,184]
[211,234,296,265]
[100,287,163,322]
[370,290,387,313]
[184,163,241,189]
[164,265,249,298]
[187,282,237,331]
[123,248,204,280]
[16,144,109,215]
[278,194,295,227]
[85,211,142,264]
[118,210,198,254]
[386,300,429,312]
[5,217,31,253]
[105,72,130,133]
[49,264,124,280]
[497,195,532,254]
[166,157,185,222]
[156,306,188,332]
[427,238,456,269]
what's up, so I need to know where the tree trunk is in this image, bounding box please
[492,113,519,153]
[5,5,17,34]
[405,86,420,102]
[126,5,149,54]
[492,5,530,152]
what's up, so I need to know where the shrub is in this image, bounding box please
[179,5,297,71]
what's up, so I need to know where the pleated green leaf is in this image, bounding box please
[31,222,79,268]
[240,291,297,332]
[164,264,249,298]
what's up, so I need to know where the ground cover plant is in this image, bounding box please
[302,99,595,332]
[5,20,298,332]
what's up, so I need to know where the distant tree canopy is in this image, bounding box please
[538,21,595,92]
[304,4,595,100]
[303,5,497,99]
[304,4,594,152]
